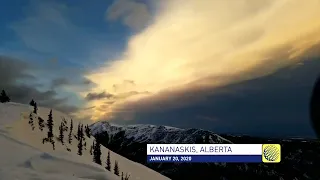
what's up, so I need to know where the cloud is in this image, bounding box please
[106,0,152,30]
[9,1,71,54]
[50,77,96,91]
[83,0,320,124]
[112,80,136,93]
[83,78,95,85]
[0,56,35,84]
[86,91,114,101]
[83,106,96,110]
[8,0,118,71]
[0,56,80,114]
[51,78,69,88]
[110,57,320,137]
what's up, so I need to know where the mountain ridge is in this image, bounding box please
[90,120,320,180]
[90,121,233,144]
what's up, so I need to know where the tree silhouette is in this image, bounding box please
[93,140,101,165]
[114,160,120,176]
[58,122,64,145]
[106,151,111,171]
[68,119,73,144]
[60,117,68,132]
[38,117,45,131]
[33,102,38,114]
[77,123,81,140]
[29,99,35,106]
[28,113,35,130]
[77,123,83,156]
[85,125,91,138]
[42,109,55,150]
[81,124,85,141]
[77,134,83,155]
[0,90,10,103]
[47,110,54,140]
[90,141,94,155]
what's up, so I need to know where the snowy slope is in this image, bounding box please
[0,102,170,180]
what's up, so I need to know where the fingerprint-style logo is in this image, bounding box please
[262,144,281,163]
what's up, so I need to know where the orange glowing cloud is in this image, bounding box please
[76,0,320,121]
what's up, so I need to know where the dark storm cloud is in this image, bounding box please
[0,56,35,83]
[105,42,320,138]
[86,91,114,101]
[109,56,320,138]
[0,56,80,114]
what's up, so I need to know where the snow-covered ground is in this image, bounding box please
[0,102,170,180]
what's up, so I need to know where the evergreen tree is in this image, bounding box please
[77,123,84,156]
[33,102,38,114]
[90,141,94,155]
[77,133,83,156]
[114,160,120,176]
[85,125,91,138]
[81,124,85,141]
[0,90,10,103]
[90,144,93,155]
[61,117,68,132]
[29,99,35,106]
[68,119,73,144]
[28,113,35,130]
[58,122,64,144]
[38,117,45,131]
[47,110,54,141]
[42,109,55,150]
[106,151,111,171]
[77,123,81,140]
[93,140,101,165]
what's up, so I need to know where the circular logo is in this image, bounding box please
[263,145,279,161]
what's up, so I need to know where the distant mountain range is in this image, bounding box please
[90,121,320,180]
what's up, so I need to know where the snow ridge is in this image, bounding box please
[0,102,170,180]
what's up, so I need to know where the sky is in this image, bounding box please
[1,0,320,138]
